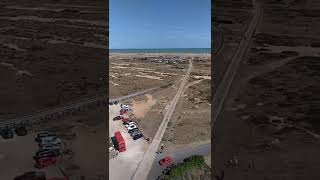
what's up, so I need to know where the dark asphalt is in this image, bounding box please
[147,143,211,180]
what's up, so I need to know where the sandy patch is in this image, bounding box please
[135,74,162,80]
[110,63,130,66]
[110,81,119,86]
[111,66,130,69]
[192,75,211,80]
[144,71,178,76]
[132,67,155,71]
[131,94,157,118]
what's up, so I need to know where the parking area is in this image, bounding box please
[109,104,149,180]
[0,133,64,179]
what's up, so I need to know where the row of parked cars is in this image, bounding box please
[114,104,144,140]
[33,131,63,169]
[114,115,143,140]
[0,126,27,139]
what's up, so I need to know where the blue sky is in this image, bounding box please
[109,0,210,49]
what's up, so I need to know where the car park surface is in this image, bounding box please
[109,104,149,180]
[0,133,64,179]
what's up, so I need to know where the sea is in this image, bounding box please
[109,48,211,54]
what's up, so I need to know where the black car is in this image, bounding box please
[15,126,27,136]
[123,120,133,125]
[109,102,113,106]
[34,151,59,160]
[129,129,140,136]
[36,149,60,157]
[128,128,138,134]
[133,132,143,140]
[113,116,122,121]
[35,132,57,142]
[1,129,14,139]
[111,136,118,150]
[114,101,119,105]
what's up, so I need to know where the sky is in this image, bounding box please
[109,0,211,49]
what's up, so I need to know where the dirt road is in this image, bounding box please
[132,60,193,180]
[213,1,261,125]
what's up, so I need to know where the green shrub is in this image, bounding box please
[166,155,205,179]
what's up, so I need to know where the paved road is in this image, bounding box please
[132,60,193,180]
[212,1,261,125]
[147,143,211,180]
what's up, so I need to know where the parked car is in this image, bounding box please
[123,120,132,125]
[36,149,60,157]
[40,144,61,152]
[34,157,58,169]
[159,156,172,166]
[35,136,60,143]
[109,102,113,106]
[113,116,122,121]
[122,118,131,123]
[125,122,136,128]
[128,127,138,134]
[129,129,140,136]
[130,129,143,140]
[34,150,60,159]
[36,132,56,140]
[127,124,137,130]
[36,136,56,142]
[120,104,129,109]
[15,126,27,136]
[39,141,62,148]
[0,129,14,139]
[120,109,128,115]
[14,171,46,180]
[38,138,62,147]
[132,131,143,140]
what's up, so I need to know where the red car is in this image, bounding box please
[34,157,58,169]
[159,156,172,166]
[120,109,128,115]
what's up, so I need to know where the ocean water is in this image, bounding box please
[109,48,211,54]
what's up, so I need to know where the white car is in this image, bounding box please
[127,124,137,131]
[38,137,62,146]
[36,136,57,141]
[125,122,135,128]
[40,144,61,151]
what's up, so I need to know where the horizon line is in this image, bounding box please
[110,47,211,50]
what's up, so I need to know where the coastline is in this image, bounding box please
[109,52,211,57]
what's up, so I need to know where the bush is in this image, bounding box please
[165,155,205,179]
